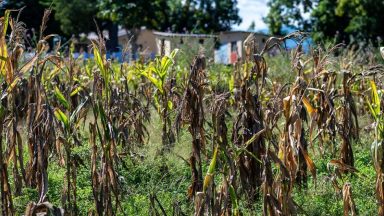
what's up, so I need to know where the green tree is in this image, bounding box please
[40,0,120,51]
[310,0,349,43]
[97,0,172,52]
[97,0,170,30]
[40,0,99,36]
[1,0,63,36]
[329,0,384,44]
[194,0,241,33]
[265,0,384,44]
[97,0,241,33]
[264,0,313,35]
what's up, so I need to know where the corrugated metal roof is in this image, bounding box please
[116,29,269,39]
[153,31,218,38]
[219,31,270,38]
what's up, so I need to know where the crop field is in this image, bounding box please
[1,8,384,216]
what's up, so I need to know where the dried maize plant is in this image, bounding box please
[311,47,359,169]
[0,9,44,215]
[209,93,234,215]
[105,55,151,150]
[307,46,342,155]
[275,87,316,215]
[25,67,56,206]
[260,85,297,215]
[261,68,296,216]
[87,37,121,215]
[336,71,359,168]
[114,91,149,150]
[19,10,85,215]
[110,65,150,151]
[24,7,55,194]
[0,107,13,215]
[261,148,297,216]
[231,36,266,202]
[309,45,361,170]
[287,42,316,187]
[342,183,357,216]
[24,201,63,216]
[194,92,235,215]
[175,56,207,207]
[231,32,304,202]
[333,47,383,170]
[4,10,28,197]
[265,46,317,215]
[233,32,317,214]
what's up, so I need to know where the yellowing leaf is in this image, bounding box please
[0,10,10,82]
[70,86,83,97]
[6,77,20,93]
[302,96,316,116]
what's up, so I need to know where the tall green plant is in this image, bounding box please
[141,49,178,148]
[367,80,384,214]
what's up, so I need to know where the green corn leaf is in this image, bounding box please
[366,97,377,120]
[97,102,111,141]
[160,56,171,78]
[70,86,83,97]
[0,10,10,79]
[208,147,218,174]
[229,185,239,216]
[54,108,69,129]
[229,75,235,93]
[6,77,20,93]
[92,44,104,72]
[92,42,108,86]
[167,100,173,110]
[170,48,179,59]
[2,10,10,37]
[370,80,381,117]
[203,146,219,192]
[54,86,70,110]
[141,67,164,94]
[154,93,161,113]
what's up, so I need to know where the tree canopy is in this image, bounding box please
[265,0,384,45]
[1,0,63,36]
[40,0,99,35]
[97,0,241,33]
[2,0,241,36]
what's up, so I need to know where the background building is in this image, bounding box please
[88,29,273,64]
[215,31,270,64]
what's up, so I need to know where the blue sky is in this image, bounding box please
[234,0,269,31]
